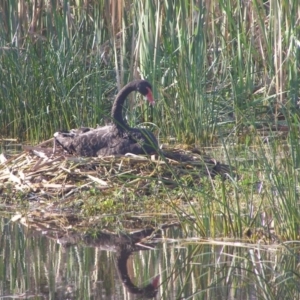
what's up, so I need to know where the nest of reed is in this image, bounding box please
[0,139,232,233]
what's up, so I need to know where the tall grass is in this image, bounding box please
[1,0,298,143]
[1,0,300,241]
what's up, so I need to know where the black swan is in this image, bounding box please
[54,80,158,156]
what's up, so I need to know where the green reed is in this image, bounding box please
[1,0,298,142]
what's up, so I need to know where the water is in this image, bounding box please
[1,217,300,299]
[0,217,160,299]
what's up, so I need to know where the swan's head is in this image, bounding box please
[136,80,155,106]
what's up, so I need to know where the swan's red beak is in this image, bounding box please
[146,87,155,106]
[151,274,160,288]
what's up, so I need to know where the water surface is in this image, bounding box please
[1,217,300,299]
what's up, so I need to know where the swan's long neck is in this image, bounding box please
[117,250,145,295]
[111,84,135,131]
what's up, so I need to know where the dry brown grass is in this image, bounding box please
[0,140,229,200]
[0,139,232,233]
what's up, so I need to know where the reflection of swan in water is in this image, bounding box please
[55,227,160,298]
[117,248,159,299]
[54,80,158,156]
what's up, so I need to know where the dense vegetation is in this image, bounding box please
[1,1,300,297]
[1,0,298,143]
[1,0,300,234]
[1,0,300,239]
[0,0,300,239]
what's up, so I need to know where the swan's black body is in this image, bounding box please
[54,80,158,156]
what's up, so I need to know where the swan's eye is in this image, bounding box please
[145,87,155,106]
